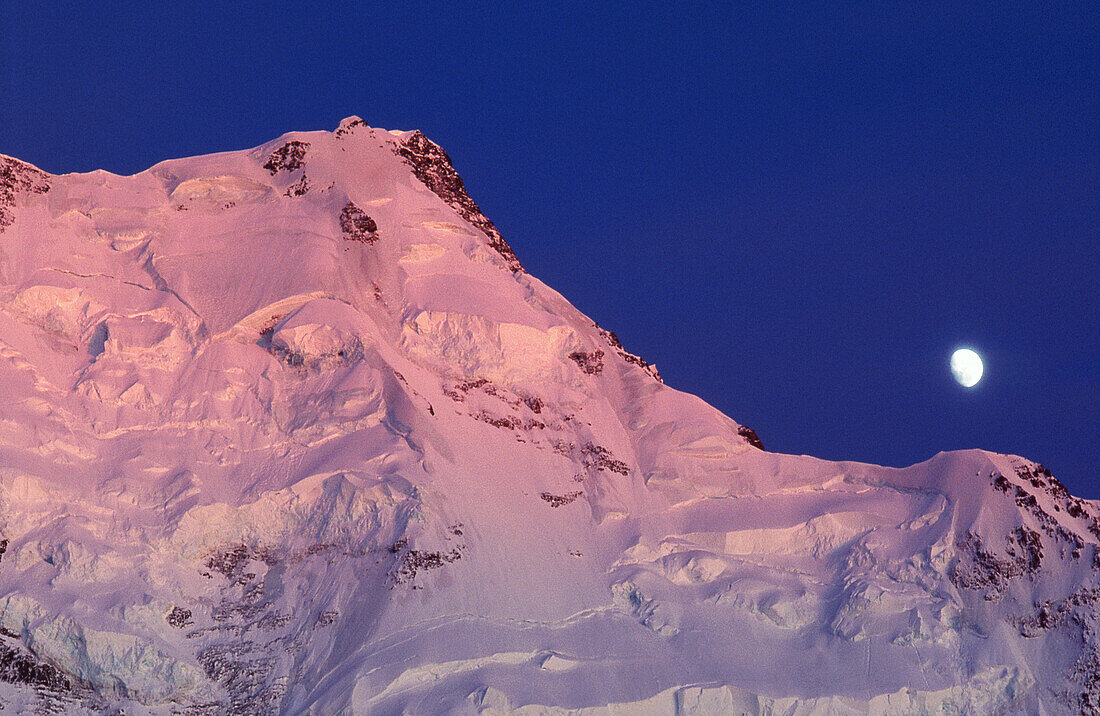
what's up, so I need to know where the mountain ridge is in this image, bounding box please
[0,119,1096,714]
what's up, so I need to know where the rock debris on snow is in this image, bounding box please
[0,119,1096,713]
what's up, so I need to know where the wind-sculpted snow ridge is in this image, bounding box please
[0,119,1096,714]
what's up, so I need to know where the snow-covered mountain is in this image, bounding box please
[0,117,1097,714]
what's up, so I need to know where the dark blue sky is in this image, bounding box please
[2,3,1097,495]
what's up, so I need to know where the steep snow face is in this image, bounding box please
[0,120,1097,714]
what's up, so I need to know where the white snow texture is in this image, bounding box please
[0,117,1096,714]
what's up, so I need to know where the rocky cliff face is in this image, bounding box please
[393,127,522,273]
[0,118,1096,714]
[0,156,50,231]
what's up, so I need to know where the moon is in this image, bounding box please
[950,348,984,388]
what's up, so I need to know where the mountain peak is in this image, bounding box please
[0,125,1096,713]
[335,115,369,137]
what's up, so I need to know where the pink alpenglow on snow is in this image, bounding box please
[0,119,1097,713]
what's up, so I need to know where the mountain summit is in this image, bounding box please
[0,120,1096,714]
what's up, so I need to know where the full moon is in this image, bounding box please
[950,348,984,388]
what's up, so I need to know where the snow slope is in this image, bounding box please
[0,118,1097,714]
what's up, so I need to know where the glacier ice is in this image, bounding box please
[0,122,1096,713]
